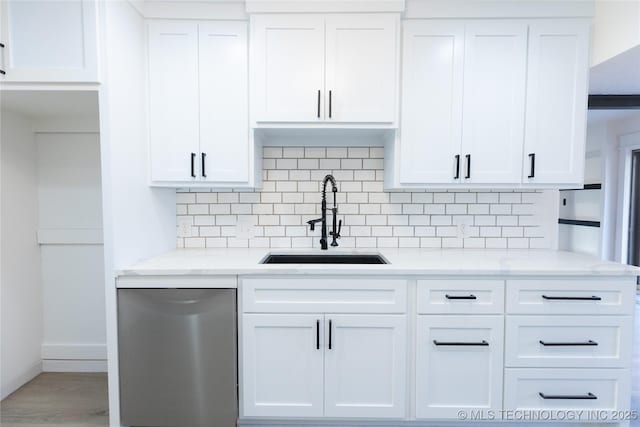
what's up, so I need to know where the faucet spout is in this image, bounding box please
[305,174,341,250]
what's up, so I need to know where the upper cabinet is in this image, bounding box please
[250,13,399,126]
[393,18,590,189]
[523,19,590,185]
[148,20,253,187]
[0,0,98,83]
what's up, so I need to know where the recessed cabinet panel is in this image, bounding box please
[461,21,527,184]
[505,315,632,368]
[324,315,406,418]
[399,21,464,184]
[523,19,589,185]
[416,315,504,419]
[1,0,98,82]
[242,314,324,417]
[251,15,325,122]
[325,15,398,123]
[199,22,249,183]
[148,21,200,182]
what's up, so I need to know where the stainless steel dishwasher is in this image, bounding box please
[118,289,237,427]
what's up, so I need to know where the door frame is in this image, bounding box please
[615,130,640,264]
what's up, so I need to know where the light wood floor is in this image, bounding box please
[0,373,108,426]
[1,293,639,426]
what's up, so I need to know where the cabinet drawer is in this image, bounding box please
[505,316,632,368]
[417,280,504,314]
[506,279,635,315]
[416,315,504,419]
[504,368,631,416]
[241,278,407,313]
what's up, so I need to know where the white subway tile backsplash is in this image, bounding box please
[176,147,553,249]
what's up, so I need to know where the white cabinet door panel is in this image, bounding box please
[325,14,398,123]
[199,22,249,183]
[242,314,324,417]
[324,315,406,418]
[1,0,98,82]
[148,21,200,183]
[399,21,464,184]
[251,15,325,122]
[523,19,590,185]
[416,315,504,419]
[461,21,527,184]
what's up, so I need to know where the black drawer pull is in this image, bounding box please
[0,69,5,75]
[201,152,207,178]
[328,319,333,350]
[190,152,196,178]
[317,90,321,118]
[539,392,597,400]
[454,155,460,179]
[316,320,320,350]
[445,294,477,300]
[540,340,598,346]
[329,90,332,119]
[465,154,471,179]
[433,340,488,346]
[528,153,536,178]
[542,295,602,301]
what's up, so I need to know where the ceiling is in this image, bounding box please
[589,44,640,94]
[0,90,99,119]
[587,109,640,125]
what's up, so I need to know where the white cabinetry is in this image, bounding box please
[393,18,590,188]
[148,20,252,187]
[523,20,590,185]
[242,314,324,417]
[250,14,399,126]
[0,0,98,82]
[240,278,407,419]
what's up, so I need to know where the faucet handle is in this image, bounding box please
[331,219,342,239]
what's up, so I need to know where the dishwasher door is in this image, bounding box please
[118,289,237,427]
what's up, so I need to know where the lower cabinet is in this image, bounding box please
[242,313,407,419]
[416,315,504,419]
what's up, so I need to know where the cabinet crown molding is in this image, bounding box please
[246,0,405,13]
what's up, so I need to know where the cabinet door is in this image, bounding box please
[399,20,464,184]
[1,0,97,82]
[251,15,325,123]
[148,21,200,183]
[416,315,504,419]
[324,315,406,418]
[242,314,324,418]
[325,14,398,123]
[461,21,527,184]
[199,22,249,183]
[523,20,589,185]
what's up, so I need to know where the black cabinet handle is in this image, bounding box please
[528,153,536,178]
[542,295,602,301]
[433,340,489,346]
[540,340,598,346]
[190,153,196,178]
[0,70,5,75]
[454,155,460,179]
[328,319,332,350]
[317,90,321,118]
[329,90,332,119]
[465,154,471,179]
[316,320,320,350]
[0,43,4,48]
[539,392,597,400]
[445,294,477,300]
[201,153,206,178]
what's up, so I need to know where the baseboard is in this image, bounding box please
[42,359,107,372]
[1,360,42,400]
[41,343,107,360]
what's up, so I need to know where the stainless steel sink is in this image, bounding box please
[260,253,388,264]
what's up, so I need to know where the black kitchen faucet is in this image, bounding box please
[306,174,342,250]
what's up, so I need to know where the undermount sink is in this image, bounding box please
[260,253,388,265]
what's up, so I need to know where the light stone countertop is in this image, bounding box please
[117,248,640,277]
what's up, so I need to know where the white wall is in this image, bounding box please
[592,0,640,66]
[36,131,106,371]
[99,2,176,424]
[0,110,42,399]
